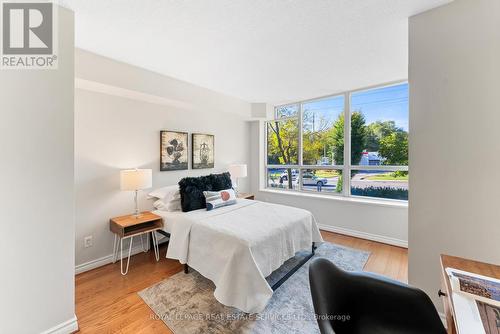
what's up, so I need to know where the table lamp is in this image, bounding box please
[120,168,152,218]
[229,164,247,194]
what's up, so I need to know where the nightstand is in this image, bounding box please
[109,211,163,275]
[237,192,255,200]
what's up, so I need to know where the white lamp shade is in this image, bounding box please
[120,169,152,191]
[229,164,247,178]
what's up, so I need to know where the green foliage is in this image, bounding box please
[336,174,343,193]
[331,112,367,165]
[391,170,408,178]
[267,120,298,165]
[302,108,337,165]
[267,107,408,170]
[351,187,408,200]
[379,131,408,165]
[303,131,327,165]
[330,114,344,164]
[366,121,399,152]
[350,112,367,164]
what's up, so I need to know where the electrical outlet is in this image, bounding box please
[84,235,93,248]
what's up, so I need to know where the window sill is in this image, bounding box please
[258,188,408,209]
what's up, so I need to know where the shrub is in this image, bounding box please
[351,186,408,200]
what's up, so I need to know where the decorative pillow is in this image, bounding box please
[178,172,232,212]
[204,189,236,211]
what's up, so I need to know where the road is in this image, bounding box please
[268,172,408,192]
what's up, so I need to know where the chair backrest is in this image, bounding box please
[309,258,348,334]
[309,258,447,334]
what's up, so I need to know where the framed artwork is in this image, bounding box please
[160,131,188,171]
[192,133,215,169]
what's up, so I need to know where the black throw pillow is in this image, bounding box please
[178,172,232,212]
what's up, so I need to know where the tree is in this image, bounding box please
[351,112,367,165]
[302,109,335,165]
[379,131,408,165]
[330,114,345,165]
[267,120,298,188]
[302,131,327,165]
[365,120,400,152]
[331,112,366,165]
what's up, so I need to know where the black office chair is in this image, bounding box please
[309,258,446,334]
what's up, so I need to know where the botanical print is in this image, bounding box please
[161,131,188,171]
[192,133,214,169]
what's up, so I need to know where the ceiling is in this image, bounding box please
[59,0,452,104]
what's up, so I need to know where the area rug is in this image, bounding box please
[139,242,370,334]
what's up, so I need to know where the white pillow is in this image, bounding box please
[153,198,181,212]
[149,185,182,212]
[167,197,181,211]
[153,199,169,211]
[149,185,179,202]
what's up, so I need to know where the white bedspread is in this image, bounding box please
[166,199,323,313]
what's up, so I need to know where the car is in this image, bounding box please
[301,173,328,187]
[279,171,327,187]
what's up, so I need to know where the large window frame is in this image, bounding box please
[264,80,409,202]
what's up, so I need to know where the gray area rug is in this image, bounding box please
[139,243,370,334]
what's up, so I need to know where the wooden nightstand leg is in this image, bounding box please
[120,236,133,275]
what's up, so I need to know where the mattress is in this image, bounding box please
[165,198,323,313]
[152,209,183,234]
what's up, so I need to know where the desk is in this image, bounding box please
[440,255,500,333]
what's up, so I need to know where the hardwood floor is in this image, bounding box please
[75,231,408,333]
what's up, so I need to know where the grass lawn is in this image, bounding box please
[314,170,341,178]
[365,173,408,181]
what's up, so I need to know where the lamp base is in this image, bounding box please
[133,190,142,218]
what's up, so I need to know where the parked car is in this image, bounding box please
[301,173,328,187]
[280,171,328,187]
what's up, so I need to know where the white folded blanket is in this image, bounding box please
[166,199,323,313]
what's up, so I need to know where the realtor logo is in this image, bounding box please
[1,1,57,69]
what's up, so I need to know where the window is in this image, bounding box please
[302,96,344,166]
[301,169,343,193]
[275,104,299,118]
[265,82,408,202]
[267,118,299,165]
[267,168,299,190]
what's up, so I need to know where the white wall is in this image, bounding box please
[75,50,252,269]
[409,0,500,311]
[0,7,77,334]
[249,121,408,247]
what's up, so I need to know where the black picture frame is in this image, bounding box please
[192,133,215,169]
[160,131,189,171]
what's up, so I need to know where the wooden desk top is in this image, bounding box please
[440,254,500,333]
[110,212,163,237]
[441,255,500,279]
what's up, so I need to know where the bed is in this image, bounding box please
[154,198,323,313]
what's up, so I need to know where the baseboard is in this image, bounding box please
[40,315,78,334]
[318,224,408,248]
[75,244,147,274]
